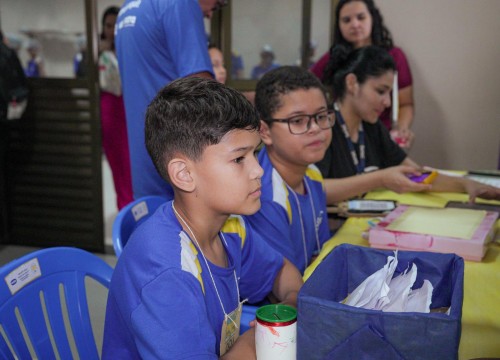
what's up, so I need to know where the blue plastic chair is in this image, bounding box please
[112,196,258,334]
[0,247,113,360]
[240,304,258,334]
[112,195,168,257]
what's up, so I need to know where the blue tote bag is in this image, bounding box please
[297,244,464,360]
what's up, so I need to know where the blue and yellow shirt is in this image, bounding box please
[246,147,330,273]
[103,201,283,359]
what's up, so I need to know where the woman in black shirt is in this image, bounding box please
[319,45,500,203]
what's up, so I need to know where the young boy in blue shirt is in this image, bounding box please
[102,77,303,359]
[246,66,333,274]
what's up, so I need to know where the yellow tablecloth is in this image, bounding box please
[304,190,500,360]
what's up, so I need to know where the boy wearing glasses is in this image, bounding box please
[246,66,334,273]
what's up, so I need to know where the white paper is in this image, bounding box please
[406,280,433,313]
[5,257,41,295]
[343,251,434,313]
[7,99,27,120]
[344,254,397,308]
[378,264,417,312]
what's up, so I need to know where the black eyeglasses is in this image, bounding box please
[212,0,228,12]
[267,110,335,135]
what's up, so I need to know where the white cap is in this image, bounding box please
[5,33,23,51]
[261,44,274,53]
[26,38,41,50]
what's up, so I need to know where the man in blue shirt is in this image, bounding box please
[116,0,225,199]
[251,44,280,80]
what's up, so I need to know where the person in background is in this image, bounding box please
[246,66,332,274]
[231,50,244,79]
[0,30,28,242]
[311,0,414,148]
[102,77,303,359]
[318,45,500,204]
[99,5,133,210]
[73,34,87,78]
[4,33,22,56]
[24,39,45,78]
[295,40,318,69]
[209,42,256,104]
[208,43,227,84]
[251,44,280,80]
[115,0,225,200]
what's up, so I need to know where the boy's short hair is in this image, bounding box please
[145,77,260,183]
[255,65,327,123]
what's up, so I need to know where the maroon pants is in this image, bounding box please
[100,92,133,210]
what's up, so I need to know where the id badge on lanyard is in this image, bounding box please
[219,301,243,356]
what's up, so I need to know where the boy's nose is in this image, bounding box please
[253,159,264,179]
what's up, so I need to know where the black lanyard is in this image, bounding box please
[335,109,365,175]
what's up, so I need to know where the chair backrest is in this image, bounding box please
[0,247,113,360]
[112,196,168,257]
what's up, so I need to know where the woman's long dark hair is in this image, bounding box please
[100,6,120,50]
[324,0,394,90]
[325,45,395,101]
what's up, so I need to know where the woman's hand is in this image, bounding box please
[380,165,432,193]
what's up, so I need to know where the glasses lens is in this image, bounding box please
[316,111,335,129]
[288,115,310,135]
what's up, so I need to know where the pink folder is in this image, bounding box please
[368,205,498,261]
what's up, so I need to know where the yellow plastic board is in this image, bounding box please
[386,207,486,240]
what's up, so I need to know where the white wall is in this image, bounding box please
[376,0,500,170]
[2,0,498,169]
[311,0,333,66]
[0,0,123,78]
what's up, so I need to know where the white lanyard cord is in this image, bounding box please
[288,187,308,268]
[305,180,322,253]
[172,202,240,318]
[287,179,321,267]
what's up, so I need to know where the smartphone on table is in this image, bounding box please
[347,200,397,215]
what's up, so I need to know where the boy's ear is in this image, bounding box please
[346,73,359,94]
[259,120,273,145]
[168,157,195,192]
